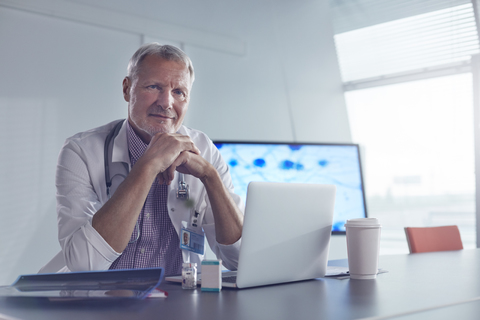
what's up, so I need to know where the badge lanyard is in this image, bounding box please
[177,173,205,256]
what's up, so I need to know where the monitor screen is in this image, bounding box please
[214,141,367,234]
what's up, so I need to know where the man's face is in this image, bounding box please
[123,55,191,143]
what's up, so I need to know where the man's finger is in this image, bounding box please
[156,173,165,185]
[166,165,177,183]
[166,152,188,181]
[162,170,171,185]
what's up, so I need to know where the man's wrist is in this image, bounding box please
[199,163,219,187]
[129,157,159,185]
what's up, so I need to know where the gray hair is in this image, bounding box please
[127,43,195,84]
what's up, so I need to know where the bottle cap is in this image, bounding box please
[182,262,197,268]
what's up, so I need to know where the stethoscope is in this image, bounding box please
[103,119,190,244]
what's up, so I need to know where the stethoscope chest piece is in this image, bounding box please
[177,173,190,200]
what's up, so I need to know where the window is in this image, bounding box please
[332,1,479,253]
[334,3,479,82]
[346,74,475,253]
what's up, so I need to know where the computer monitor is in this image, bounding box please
[214,141,368,234]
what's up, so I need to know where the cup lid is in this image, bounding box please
[344,218,381,228]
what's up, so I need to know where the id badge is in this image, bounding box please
[180,226,205,255]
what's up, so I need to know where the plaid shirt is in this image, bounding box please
[109,122,183,275]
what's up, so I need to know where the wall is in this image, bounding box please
[184,0,351,142]
[0,0,350,284]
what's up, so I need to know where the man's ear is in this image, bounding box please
[122,77,131,102]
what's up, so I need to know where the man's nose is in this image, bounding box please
[157,91,173,110]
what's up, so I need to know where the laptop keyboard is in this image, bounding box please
[222,276,237,283]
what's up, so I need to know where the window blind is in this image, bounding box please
[331,1,479,83]
[330,0,471,34]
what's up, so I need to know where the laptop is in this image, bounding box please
[166,181,336,289]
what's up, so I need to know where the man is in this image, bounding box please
[40,43,244,276]
[183,231,190,246]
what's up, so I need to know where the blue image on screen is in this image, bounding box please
[214,142,367,233]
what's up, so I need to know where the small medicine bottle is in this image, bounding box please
[182,262,197,289]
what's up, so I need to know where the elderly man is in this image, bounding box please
[41,43,244,275]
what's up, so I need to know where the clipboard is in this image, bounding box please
[0,268,165,300]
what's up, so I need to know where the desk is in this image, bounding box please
[1,249,480,320]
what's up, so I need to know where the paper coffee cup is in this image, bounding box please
[344,218,381,280]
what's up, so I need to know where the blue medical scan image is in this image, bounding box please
[214,142,367,233]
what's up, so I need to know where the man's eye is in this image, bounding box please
[147,85,159,90]
[173,90,187,100]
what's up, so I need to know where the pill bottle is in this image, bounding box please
[182,263,197,289]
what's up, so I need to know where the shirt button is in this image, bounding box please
[171,208,175,212]
[146,213,150,219]
[141,248,145,254]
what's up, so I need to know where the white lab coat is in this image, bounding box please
[39,120,243,274]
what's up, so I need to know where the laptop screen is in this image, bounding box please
[214,141,367,234]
